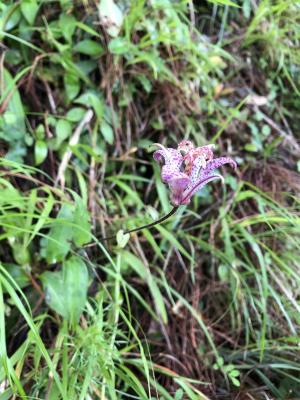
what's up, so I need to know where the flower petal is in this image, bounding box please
[200,157,237,179]
[153,144,183,165]
[186,156,206,190]
[153,144,184,184]
[181,174,224,204]
[168,173,190,206]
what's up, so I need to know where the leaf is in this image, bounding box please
[73,40,104,56]
[25,190,54,247]
[64,73,80,102]
[42,204,74,263]
[59,13,77,42]
[55,119,72,146]
[66,107,86,122]
[41,256,89,326]
[2,264,30,292]
[20,0,39,25]
[41,195,91,263]
[12,243,31,265]
[34,140,48,165]
[0,5,21,31]
[98,0,124,37]
[108,37,131,54]
[0,69,27,162]
[116,230,130,248]
[75,91,104,121]
[72,193,92,246]
[230,377,240,387]
[100,120,114,144]
[0,183,24,209]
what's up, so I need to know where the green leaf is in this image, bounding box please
[108,38,131,54]
[0,5,21,31]
[64,73,80,102]
[73,40,103,56]
[2,264,30,292]
[66,107,86,122]
[34,140,48,165]
[20,0,39,25]
[175,389,184,400]
[244,143,258,152]
[100,120,114,144]
[1,69,27,162]
[72,193,92,247]
[41,256,89,326]
[42,204,74,263]
[0,183,24,209]
[116,230,130,248]
[59,13,76,42]
[229,369,240,378]
[42,195,91,263]
[230,377,240,387]
[75,91,104,121]
[55,119,72,146]
[262,124,271,136]
[12,243,30,265]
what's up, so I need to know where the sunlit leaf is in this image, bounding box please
[34,140,48,165]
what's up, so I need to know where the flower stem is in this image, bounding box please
[102,206,179,241]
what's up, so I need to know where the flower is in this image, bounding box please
[153,140,237,206]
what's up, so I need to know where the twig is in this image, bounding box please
[55,109,93,188]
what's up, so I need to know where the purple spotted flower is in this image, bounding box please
[153,141,236,206]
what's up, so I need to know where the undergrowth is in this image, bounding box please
[0,0,300,399]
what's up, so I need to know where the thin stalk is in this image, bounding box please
[102,206,179,241]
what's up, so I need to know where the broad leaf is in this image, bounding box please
[73,40,103,56]
[116,230,130,248]
[108,37,131,54]
[34,140,48,165]
[41,256,89,326]
[100,120,114,144]
[72,193,92,247]
[42,196,91,263]
[42,204,74,263]
[59,13,77,42]
[20,0,39,25]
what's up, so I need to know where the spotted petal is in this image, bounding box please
[168,173,190,206]
[181,174,224,204]
[153,144,183,167]
[200,157,237,179]
[153,144,184,183]
[181,156,236,204]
